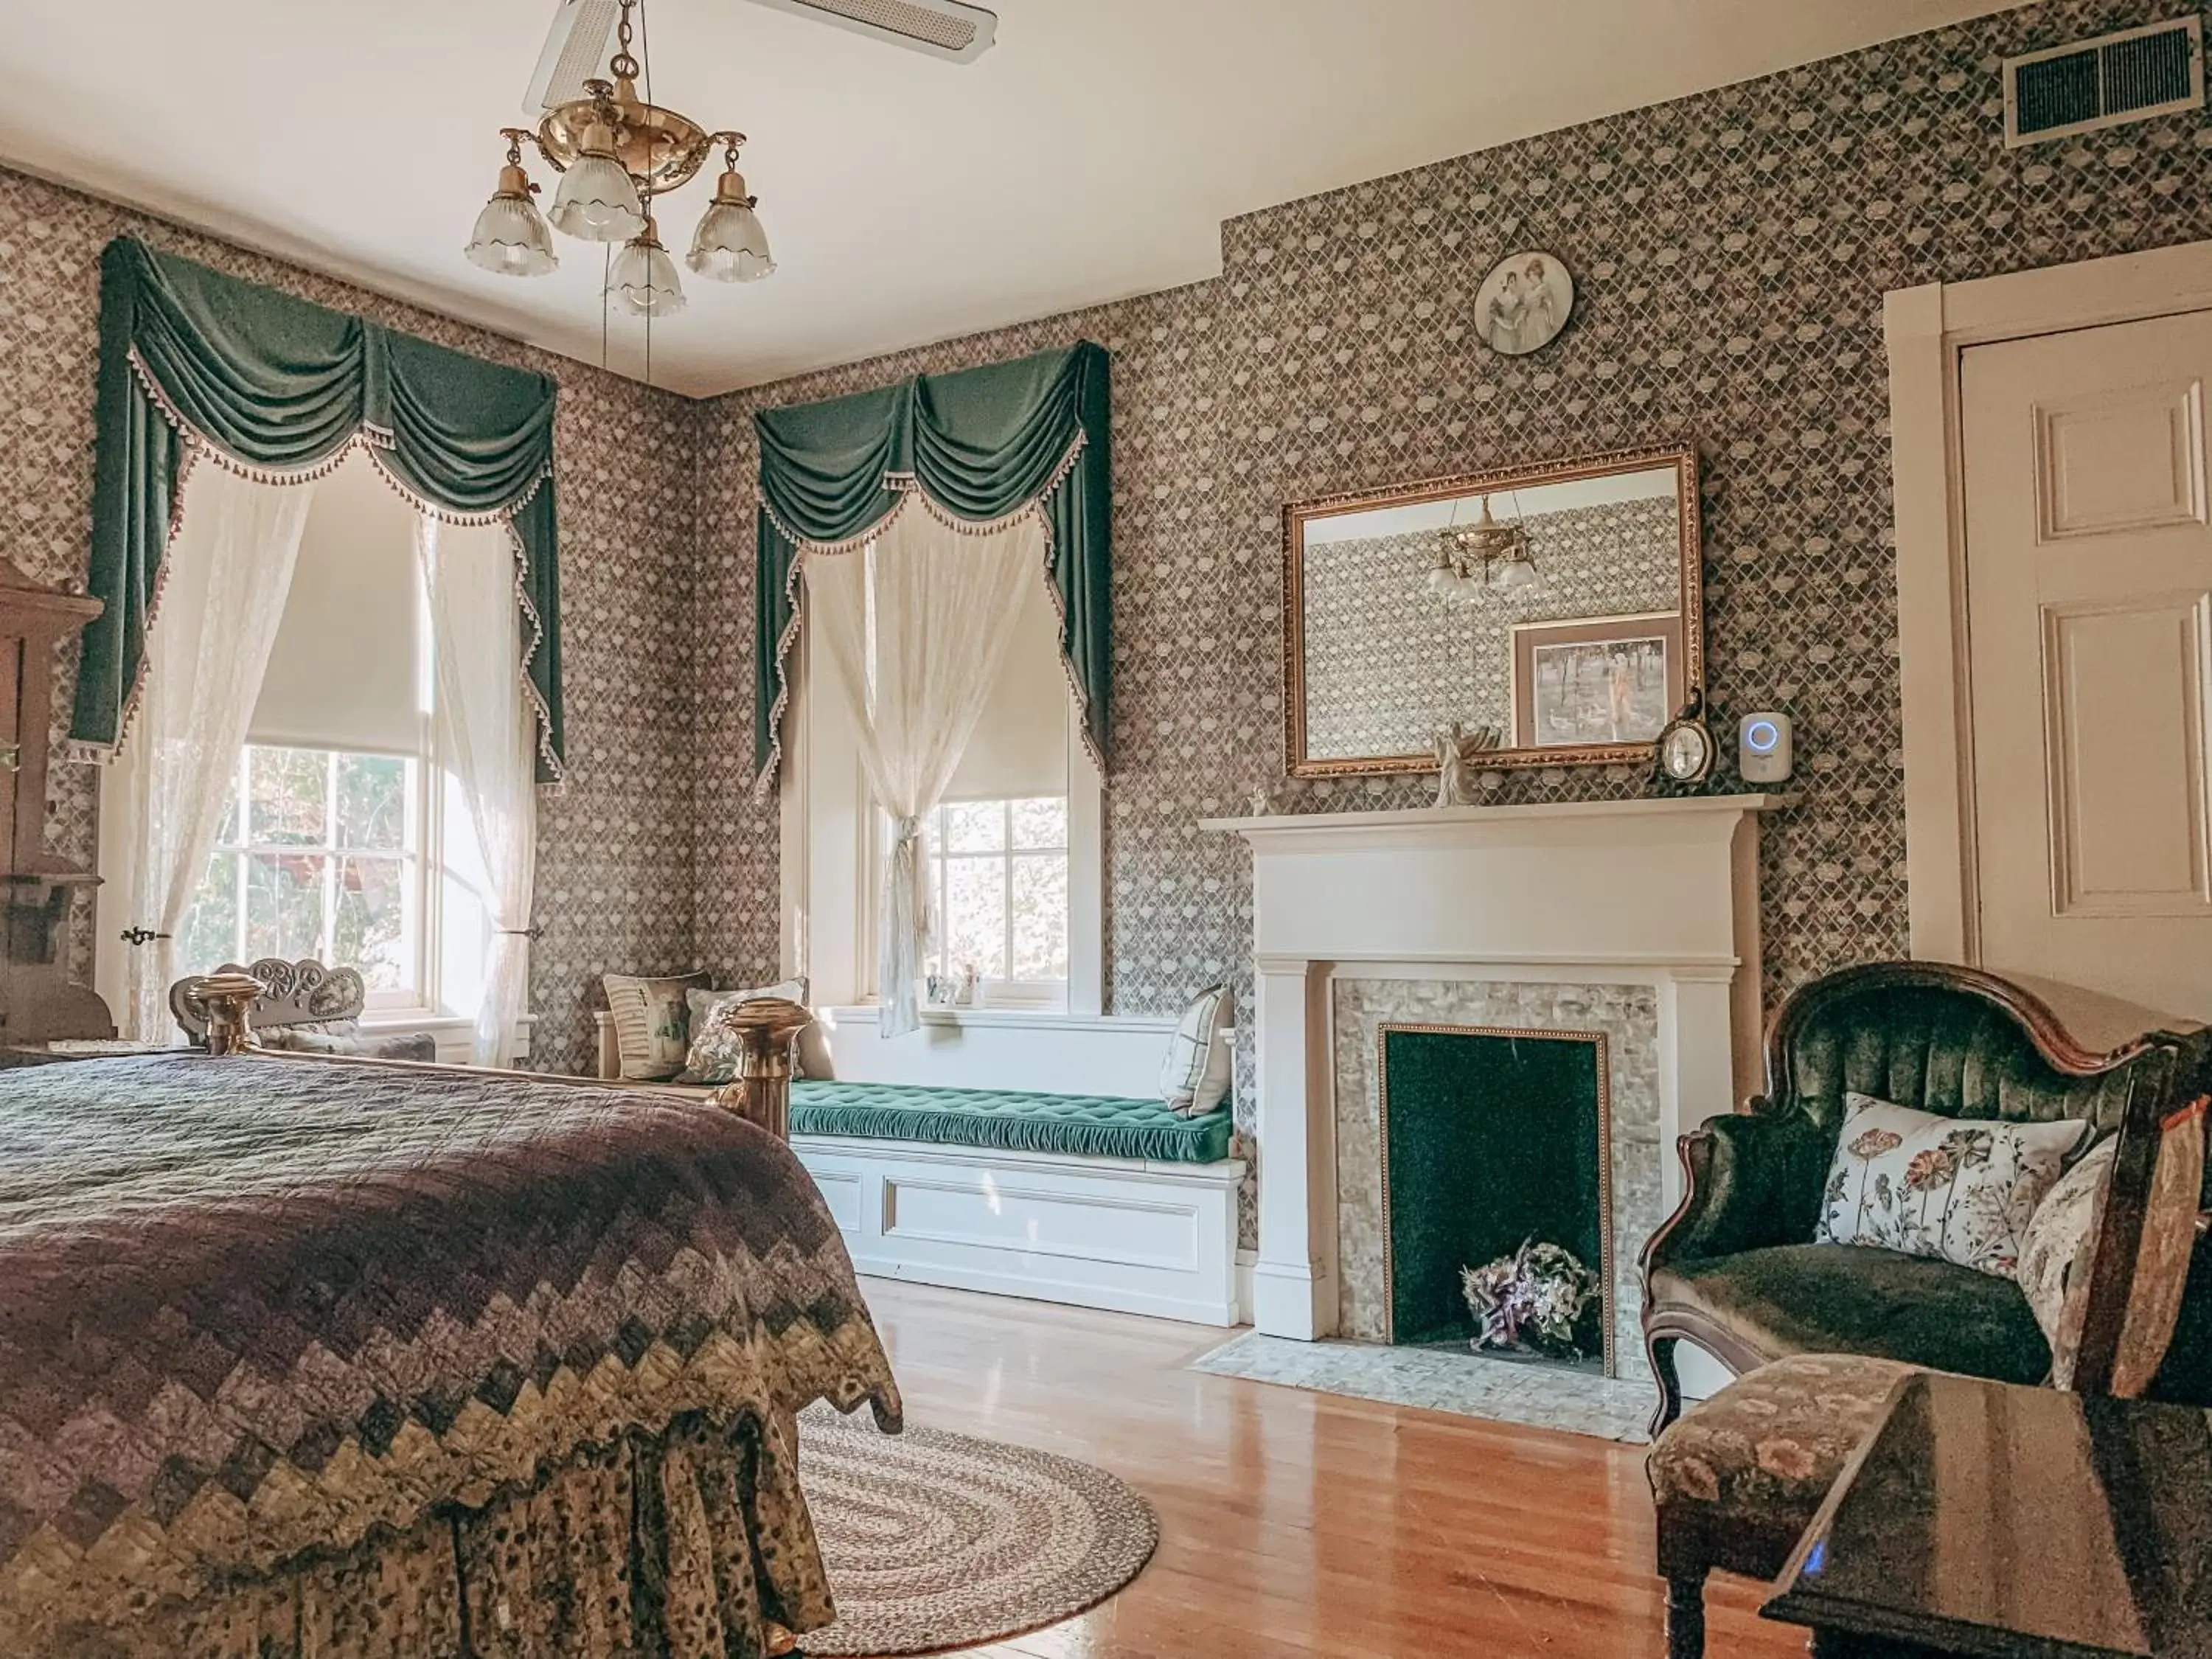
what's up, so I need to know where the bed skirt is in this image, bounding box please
[29,1408,831,1659]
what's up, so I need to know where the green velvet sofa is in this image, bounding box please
[1638,960,2212,1433]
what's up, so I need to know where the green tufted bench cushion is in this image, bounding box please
[787,1079,1235,1164]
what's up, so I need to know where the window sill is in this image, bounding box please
[361,1012,538,1035]
[823,1005,1180,1036]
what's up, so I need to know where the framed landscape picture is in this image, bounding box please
[1509,611,1686,750]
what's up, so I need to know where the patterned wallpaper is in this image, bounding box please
[1302,497,1682,759]
[9,0,2212,1249]
[0,167,697,1074]
[692,0,2212,1250]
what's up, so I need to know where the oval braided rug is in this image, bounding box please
[796,1405,1158,1656]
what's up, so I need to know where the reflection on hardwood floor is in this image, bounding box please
[836,1279,1799,1658]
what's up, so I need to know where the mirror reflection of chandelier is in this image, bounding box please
[1426,494,1537,604]
[464,0,773,317]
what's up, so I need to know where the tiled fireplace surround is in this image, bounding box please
[1206,794,1785,1406]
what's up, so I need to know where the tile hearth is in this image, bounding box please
[1191,1331,1651,1444]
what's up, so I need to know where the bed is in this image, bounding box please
[0,1052,901,1659]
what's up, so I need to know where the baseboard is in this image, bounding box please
[852,1257,1240,1326]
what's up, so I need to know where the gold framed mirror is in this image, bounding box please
[1283,445,1704,778]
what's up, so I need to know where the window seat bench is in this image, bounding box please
[590,1015,1246,1326]
[787,1080,1245,1326]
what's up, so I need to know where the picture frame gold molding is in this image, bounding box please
[1281,442,1705,779]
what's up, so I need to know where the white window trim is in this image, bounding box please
[779,627,1106,1018]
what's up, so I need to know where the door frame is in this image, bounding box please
[1885,240,2212,964]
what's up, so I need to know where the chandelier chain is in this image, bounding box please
[611,0,640,83]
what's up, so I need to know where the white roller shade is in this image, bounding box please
[947,570,1070,799]
[250,451,425,754]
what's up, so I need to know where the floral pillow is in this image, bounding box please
[1816,1092,2092,1279]
[677,978,812,1085]
[2017,1136,2115,1358]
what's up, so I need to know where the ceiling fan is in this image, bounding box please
[524,0,999,117]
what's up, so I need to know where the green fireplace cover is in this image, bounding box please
[788,1080,1234,1164]
[1381,1028,1606,1349]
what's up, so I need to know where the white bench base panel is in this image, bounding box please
[791,1133,1248,1326]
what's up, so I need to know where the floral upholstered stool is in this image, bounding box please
[1645,1352,1914,1659]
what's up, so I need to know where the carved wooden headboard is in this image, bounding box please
[169,958,369,1042]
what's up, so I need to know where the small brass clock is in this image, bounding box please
[1657,695,1716,785]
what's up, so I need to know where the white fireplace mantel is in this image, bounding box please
[1204,793,1791,1341]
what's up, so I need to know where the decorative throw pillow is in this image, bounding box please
[1159,984,1234,1116]
[1816,1092,2091,1279]
[678,977,813,1085]
[602,970,711,1081]
[2018,1136,2115,1352]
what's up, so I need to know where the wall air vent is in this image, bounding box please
[734,0,998,63]
[2004,16,2202,147]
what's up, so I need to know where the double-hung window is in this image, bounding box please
[922,795,1070,1006]
[179,746,428,1008]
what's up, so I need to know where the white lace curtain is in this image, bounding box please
[802,504,1044,1036]
[117,462,317,1040]
[116,457,537,1062]
[415,514,537,1068]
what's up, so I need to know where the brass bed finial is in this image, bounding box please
[189,973,268,1056]
[706,997,813,1141]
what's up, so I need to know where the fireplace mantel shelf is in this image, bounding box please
[1201,792,1795,845]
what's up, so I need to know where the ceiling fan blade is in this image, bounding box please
[523,0,622,121]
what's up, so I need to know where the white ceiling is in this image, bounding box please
[0,0,2026,397]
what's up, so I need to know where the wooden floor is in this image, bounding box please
[844,1279,1801,1658]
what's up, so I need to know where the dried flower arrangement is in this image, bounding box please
[1460,1239,1601,1360]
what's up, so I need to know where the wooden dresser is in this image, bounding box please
[0,556,116,1044]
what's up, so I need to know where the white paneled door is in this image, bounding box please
[1960,311,2212,1024]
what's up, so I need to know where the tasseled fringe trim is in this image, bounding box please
[111,349,566,787]
[753,431,1105,790]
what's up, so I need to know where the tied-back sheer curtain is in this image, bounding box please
[804,505,1044,1035]
[119,462,317,1040]
[416,512,537,1068]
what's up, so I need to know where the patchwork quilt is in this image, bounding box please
[0,1054,901,1655]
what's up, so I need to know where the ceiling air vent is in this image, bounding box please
[733,0,998,64]
[2004,16,2202,147]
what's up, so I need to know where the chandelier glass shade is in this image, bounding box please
[547,149,647,243]
[687,173,775,282]
[608,219,687,316]
[465,163,560,276]
[464,0,770,319]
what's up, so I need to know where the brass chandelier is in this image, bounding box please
[1427,494,1536,604]
[465,0,773,316]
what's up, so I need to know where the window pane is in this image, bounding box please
[246,852,328,961]
[940,856,1007,980]
[248,747,329,846]
[1010,796,1068,851]
[335,855,411,990]
[939,800,1006,855]
[337,754,409,852]
[178,852,240,973]
[1010,853,1069,981]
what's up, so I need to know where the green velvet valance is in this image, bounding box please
[754,341,1111,785]
[74,237,565,782]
